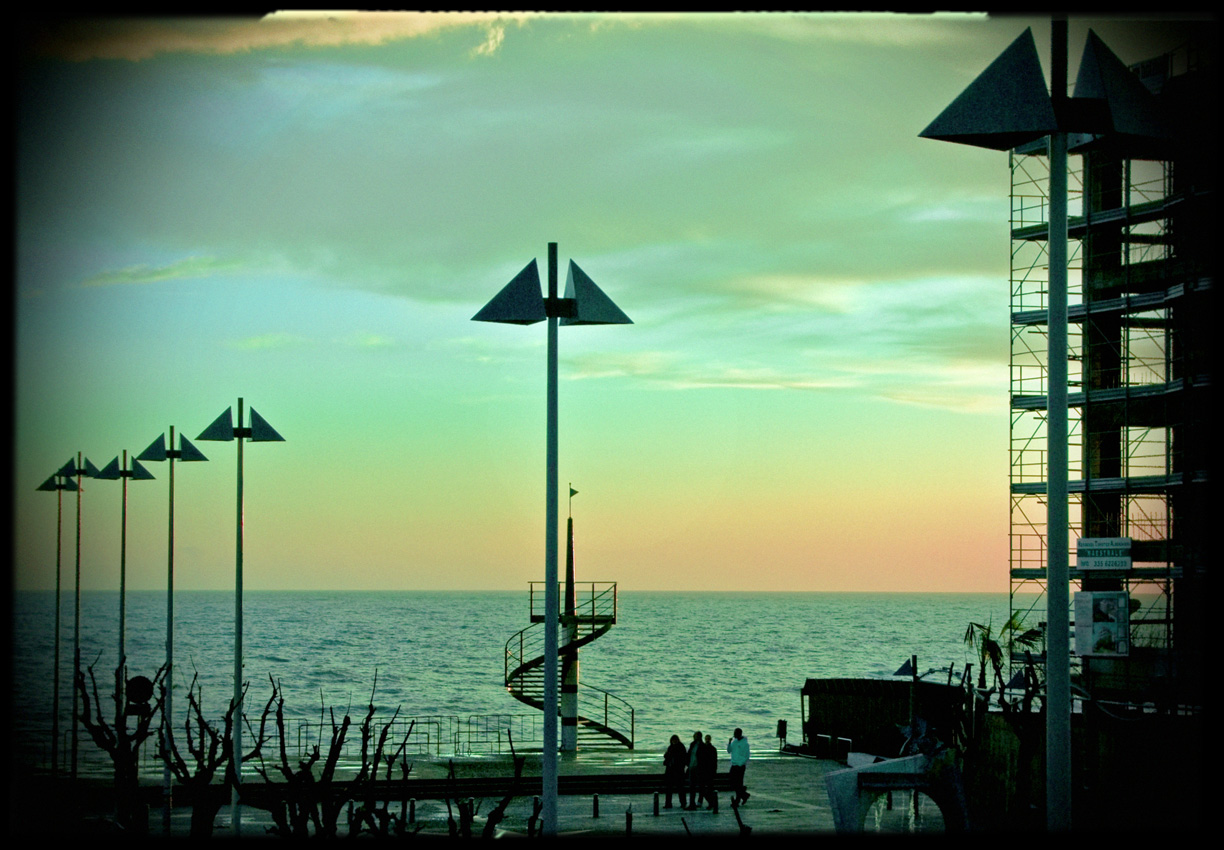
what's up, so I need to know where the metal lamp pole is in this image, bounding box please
[94,451,156,665]
[473,243,630,835]
[920,14,1168,829]
[138,427,208,834]
[1044,17,1073,830]
[37,464,79,776]
[60,453,100,779]
[197,398,284,836]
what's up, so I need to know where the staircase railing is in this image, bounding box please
[529,581,617,623]
[577,683,634,747]
[504,581,632,748]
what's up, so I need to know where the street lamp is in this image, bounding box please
[137,427,208,833]
[58,453,101,779]
[197,398,284,836]
[472,242,631,836]
[93,451,156,665]
[36,464,79,776]
[920,16,1168,829]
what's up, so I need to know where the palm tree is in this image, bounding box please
[963,613,1043,694]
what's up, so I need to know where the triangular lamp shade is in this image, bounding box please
[177,435,209,461]
[249,409,285,442]
[137,434,167,462]
[37,475,60,492]
[561,261,632,326]
[58,459,79,478]
[472,260,547,325]
[197,408,235,442]
[894,659,915,676]
[919,27,1058,151]
[94,457,123,481]
[1073,29,1169,143]
[130,459,157,481]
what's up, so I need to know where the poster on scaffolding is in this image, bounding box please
[1074,591,1130,656]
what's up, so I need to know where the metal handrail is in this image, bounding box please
[528,581,617,622]
[576,683,634,747]
[504,582,633,748]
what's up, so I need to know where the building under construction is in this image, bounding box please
[1007,36,1213,711]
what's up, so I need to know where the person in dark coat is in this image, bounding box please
[685,731,703,810]
[698,733,719,813]
[663,735,688,808]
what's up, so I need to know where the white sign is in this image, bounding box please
[1076,536,1131,570]
[1074,591,1130,657]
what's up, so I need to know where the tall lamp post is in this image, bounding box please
[472,243,631,835]
[137,427,208,833]
[921,16,1169,829]
[36,464,79,777]
[60,453,100,779]
[197,398,284,836]
[94,451,156,665]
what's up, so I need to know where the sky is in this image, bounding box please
[11,12,1211,593]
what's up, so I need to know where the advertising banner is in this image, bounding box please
[1074,591,1130,656]
[1076,537,1132,570]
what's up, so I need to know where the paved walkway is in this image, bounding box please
[177,748,942,837]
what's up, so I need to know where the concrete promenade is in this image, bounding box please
[11,747,950,836]
[179,747,941,837]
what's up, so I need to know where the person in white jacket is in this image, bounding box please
[726,727,750,806]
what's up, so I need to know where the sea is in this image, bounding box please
[9,590,1017,774]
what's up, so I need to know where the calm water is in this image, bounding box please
[10,590,1012,768]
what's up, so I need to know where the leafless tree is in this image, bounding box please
[480,730,527,838]
[241,672,418,838]
[75,655,167,832]
[155,670,245,837]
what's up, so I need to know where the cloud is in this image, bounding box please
[28,11,533,62]
[745,11,988,49]
[344,333,397,349]
[471,23,507,56]
[79,255,241,287]
[227,332,308,350]
[566,350,853,392]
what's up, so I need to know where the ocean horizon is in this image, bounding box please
[12,589,1018,772]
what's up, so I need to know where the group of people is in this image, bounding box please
[663,727,751,813]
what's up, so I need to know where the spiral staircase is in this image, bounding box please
[504,581,634,749]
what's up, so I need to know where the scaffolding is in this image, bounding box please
[1007,40,1211,711]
